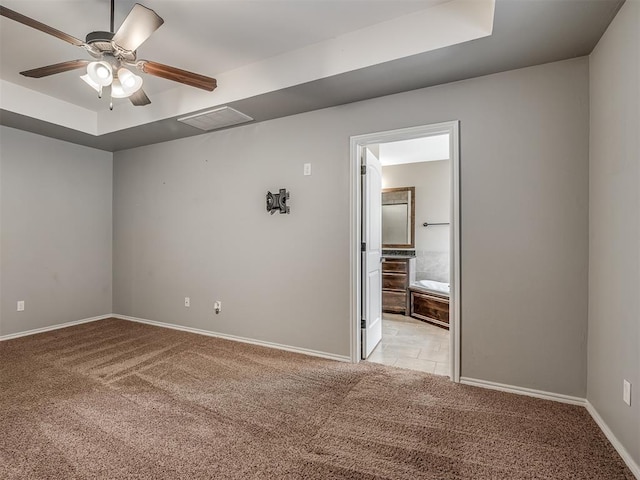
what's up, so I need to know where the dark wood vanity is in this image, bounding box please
[381,186,417,315]
[380,184,450,328]
[382,256,415,315]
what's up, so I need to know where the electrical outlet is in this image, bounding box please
[623,380,631,406]
[184,297,190,308]
[303,163,311,176]
[17,300,25,312]
[214,300,221,314]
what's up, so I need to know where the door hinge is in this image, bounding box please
[361,242,366,251]
[361,165,366,175]
[361,318,366,329]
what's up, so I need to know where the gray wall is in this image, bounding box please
[113,121,352,355]
[114,57,590,396]
[383,160,451,282]
[0,126,113,336]
[588,0,640,467]
[457,59,589,397]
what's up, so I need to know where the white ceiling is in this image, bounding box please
[0,0,625,151]
[1,0,493,133]
[379,135,450,166]
[1,0,449,110]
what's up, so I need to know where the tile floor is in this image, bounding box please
[366,313,450,376]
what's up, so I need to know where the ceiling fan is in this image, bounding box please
[0,0,217,109]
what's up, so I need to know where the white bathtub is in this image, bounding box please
[411,279,450,296]
[409,279,450,329]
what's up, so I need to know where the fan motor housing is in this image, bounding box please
[86,31,114,44]
[85,31,115,56]
[86,31,136,61]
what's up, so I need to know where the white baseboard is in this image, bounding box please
[3,316,637,476]
[0,314,112,341]
[113,314,351,363]
[0,312,351,363]
[586,401,640,479]
[460,376,586,406]
[461,377,639,477]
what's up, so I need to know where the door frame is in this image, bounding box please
[349,121,461,382]
[361,148,383,359]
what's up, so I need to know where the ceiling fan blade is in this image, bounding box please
[129,88,151,106]
[137,60,217,92]
[20,60,90,78]
[0,5,85,47]
[112,4,164,52]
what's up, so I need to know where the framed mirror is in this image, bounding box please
[382,186,415,248]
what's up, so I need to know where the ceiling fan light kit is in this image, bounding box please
[110,79,128,99]
[0,1,217,109]
[80,74,101,94]
[86,61,113,86]
[118,68,143,93]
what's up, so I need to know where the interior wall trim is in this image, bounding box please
[349,120,461,381]
[2,315,637,475]
[113,314,352,363]
[460,376,586,406]
[462,377,639,476]
[0,314,112,341]
[586,401,640,479]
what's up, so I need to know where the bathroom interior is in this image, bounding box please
[367,134,451,376]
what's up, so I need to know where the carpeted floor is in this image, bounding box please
[0,318,634,479]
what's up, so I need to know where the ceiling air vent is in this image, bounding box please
[177,106,253,131]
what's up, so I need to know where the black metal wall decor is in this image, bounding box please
[266,188,290,215]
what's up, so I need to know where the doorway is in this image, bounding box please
[349,122,460,381]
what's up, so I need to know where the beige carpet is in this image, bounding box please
[0,318,633,479]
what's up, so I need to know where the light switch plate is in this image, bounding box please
[623,379,631,406]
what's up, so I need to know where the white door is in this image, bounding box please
[362,147,383,359]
